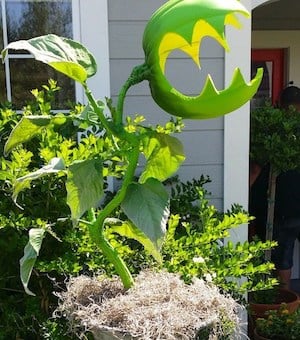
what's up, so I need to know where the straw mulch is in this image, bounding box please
[55,270,242,339]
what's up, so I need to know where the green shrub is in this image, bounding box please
[0,82,113,339]
[162,178,278,302]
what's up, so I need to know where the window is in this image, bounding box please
[1,0,75,109]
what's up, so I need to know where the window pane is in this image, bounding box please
[6,0,72,42]
[0,64,6,103]
[10,58,75,109]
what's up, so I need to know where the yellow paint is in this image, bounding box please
[159,20,230,73]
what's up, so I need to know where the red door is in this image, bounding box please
[251,49,285,108]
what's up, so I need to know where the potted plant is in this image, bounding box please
[1,0,264,338]
[254,303,300,339]
[53,178,278,339]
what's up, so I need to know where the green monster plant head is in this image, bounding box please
[143,0,263,119]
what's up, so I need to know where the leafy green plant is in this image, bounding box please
[255,303,300,339]
[0,1,266,338]
[162,179,277,301]
[0,82,157,339]
[1,35,187,293]
[0,36,267,291]
[251,102,300,171]
[0,83,96,339]
[0,0,265,296]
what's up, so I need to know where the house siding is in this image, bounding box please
[108,0,225,209]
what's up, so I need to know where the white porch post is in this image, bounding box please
[223,0,252,245]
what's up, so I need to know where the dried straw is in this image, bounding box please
[56,270,241,339]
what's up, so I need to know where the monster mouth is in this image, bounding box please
[158,12,251,96]
[159,13,244,72]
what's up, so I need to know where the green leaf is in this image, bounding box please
[4,116,51,155]
[13,158,65,205]
[121,178,169,250]
[140,133,185,183]
[66,159,103,222]
[20,228,46,296]
[2,34,97,84]
[108,219,162,263]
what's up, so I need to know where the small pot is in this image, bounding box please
[249,288,299,319]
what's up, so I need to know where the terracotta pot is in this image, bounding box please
[249,288,299,319]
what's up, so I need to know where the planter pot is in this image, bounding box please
[249,288,299,319]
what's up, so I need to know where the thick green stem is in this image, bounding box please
[83,70,147,288]
[83,83,116,136]
[89,222,134,289]
[88,143,140,289]
[116,63,150,126]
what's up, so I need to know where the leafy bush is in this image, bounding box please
[0,82,114,339]
[250,101,300,172]
[162,178,277,301]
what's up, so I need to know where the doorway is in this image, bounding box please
[251,48,285,108]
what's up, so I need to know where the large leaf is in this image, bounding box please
[20,228,46,296]
[66,159,103,222]
[13,158,65,205]
[108,219,162,263]
[121,178,169,250]
[4,116,51,155]
[140,133,185,183]
[2,34,97,84]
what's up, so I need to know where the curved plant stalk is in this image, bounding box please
[88,143,140,289]
[84,76,141,288]
[116,64,150,126]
